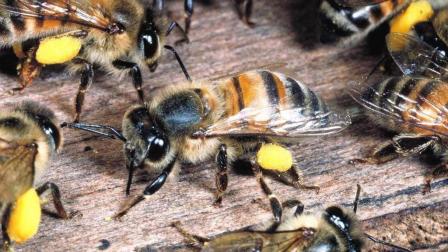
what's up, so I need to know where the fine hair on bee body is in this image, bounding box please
[0,0,190,122]
[172,185,412,252]
[62,69,350,223]
[0,101,74,250]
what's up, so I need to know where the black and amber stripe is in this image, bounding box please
[223,70,328,118]
[363,76,448,135]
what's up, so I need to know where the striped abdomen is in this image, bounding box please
[362,76,448,136]
[220,70,328,119]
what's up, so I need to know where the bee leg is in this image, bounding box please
[152,0,164,12]
[16,50,41,93]
[233,0,254,26]
[36,182,79,219]
[113,157,177,219]
[281,165,320,192]
[73,59,94,123]
[214,144,228,206]
[171,221,209,247]
[112,60,144,103]
[166,21,190,45]
[251,160,283,225]
[349,141,399,165]
[164,45,191,81]
[1,205,12,251]
[184,0,193,35]
[424,163,448,194]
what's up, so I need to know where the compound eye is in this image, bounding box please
[141,27,159,59]
[147,136,169,161]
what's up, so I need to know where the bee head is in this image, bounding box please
[139,9,161,65]
[323,206,363,252]
[123,106,169,194]
[15,101,62,152]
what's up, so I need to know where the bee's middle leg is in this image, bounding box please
[36,182,79,219]
[72,58,94,123]
[251,160,282,224]
[112,60,144,103]
[350,134,439,165]
[214,144,228,206]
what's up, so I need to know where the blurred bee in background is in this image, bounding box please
[348,30,448,193]
[62,69,350,224]
[153,0,255,34]
[0,102,76,250]
[319,0,448,48]
[172,185,412,252]
[0,0,190,122]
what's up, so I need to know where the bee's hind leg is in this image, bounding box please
[1,205,12,251]
[213,144,228,206]
[36,182,79,219]
[350,134,440,165]
[184,0,193,35]
[275,165,320,193]
[250,160,283,225]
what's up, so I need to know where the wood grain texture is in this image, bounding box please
[0,0,446,251]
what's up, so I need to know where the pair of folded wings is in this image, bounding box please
[348,32,448,137]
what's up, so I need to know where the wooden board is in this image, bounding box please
[0,0,446,251]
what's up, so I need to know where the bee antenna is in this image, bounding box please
[353,184,361,214]
[126,164,136,196]
[364,233,413,252]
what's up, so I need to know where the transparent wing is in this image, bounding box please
[0,138,37,203]
[386,33,448,79]
[332,0,389,8]
[194,102,351,138]
[204,228,315,252]
[348,75,448,137]
[0,0,115,32]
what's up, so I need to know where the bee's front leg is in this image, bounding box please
[112,60,144,103]
[71,58,94,123]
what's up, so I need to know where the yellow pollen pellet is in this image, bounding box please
[256,143,293,172]
[7,188,42,243]
[390,0,434,34]
[36,36,82,65]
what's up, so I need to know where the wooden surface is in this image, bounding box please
[0,0,447,251]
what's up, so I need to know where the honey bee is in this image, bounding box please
[62,69,350,223]
[319,0,448,47]
[348,32,448,193]
[0,101,75,250]
[0,0,190,122]
[171,185,412,252]
[154,0,255,34]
